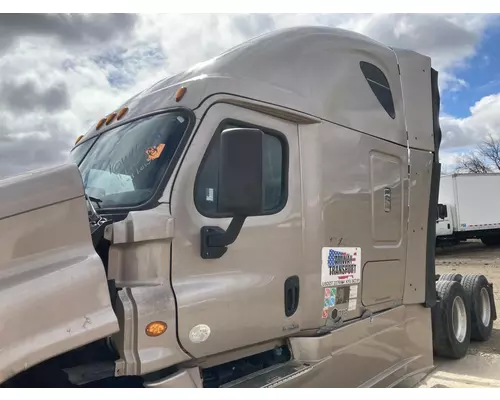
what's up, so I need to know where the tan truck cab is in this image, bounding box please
[0,26,496,388]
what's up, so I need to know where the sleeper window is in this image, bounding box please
[360,61,396,119]
[195,122,286,217]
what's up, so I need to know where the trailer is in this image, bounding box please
[436,173,500,247]
[0,26,497,388]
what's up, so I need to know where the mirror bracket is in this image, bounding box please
[200,216,246,259]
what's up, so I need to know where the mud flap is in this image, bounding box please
[488,282,497,321]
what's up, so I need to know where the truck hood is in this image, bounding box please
[0,163,119,384]
[0,164,87,221]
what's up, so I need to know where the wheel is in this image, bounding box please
[461,274,494,341]
[481,236,500,247]
[432,280,471,359]
[438,273,463,283]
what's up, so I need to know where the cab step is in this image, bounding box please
[221,361,314,388]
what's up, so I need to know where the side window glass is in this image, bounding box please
[360,61,396,119]
[195,122,286,217]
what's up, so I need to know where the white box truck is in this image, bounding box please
[436,173,500,246]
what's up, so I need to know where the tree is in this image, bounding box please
[455,134,500,174]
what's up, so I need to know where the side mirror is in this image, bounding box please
[437,204,447,220]
[217,128,264,216]
[201,127,265,260]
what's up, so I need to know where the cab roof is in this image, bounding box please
[80,26,433,151]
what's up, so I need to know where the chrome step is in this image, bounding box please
[221,361,313,388]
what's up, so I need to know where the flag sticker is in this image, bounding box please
[321,247,361,287]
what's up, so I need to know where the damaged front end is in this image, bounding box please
[0,163,189,388]
[0,106,196,387]
[103,205,190,379]
[57,201,190,387]
[0,164,119,386]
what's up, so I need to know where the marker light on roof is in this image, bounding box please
[117,107,128,121]
[175,87,187,102]
[105,112,117,125]
[96,118,106,130]
[75,135,84,145]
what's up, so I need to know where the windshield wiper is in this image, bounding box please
[85,194,105,225]
[85,194,110,244]
[88,196,103,209]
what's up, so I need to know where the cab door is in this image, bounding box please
[170,103,303,358]
[436,204,453,236]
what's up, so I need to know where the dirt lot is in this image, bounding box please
[416,240,500,388]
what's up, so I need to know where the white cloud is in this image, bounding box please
[439,72,469,93]
[440,93,500,155]
[0,13,498,178]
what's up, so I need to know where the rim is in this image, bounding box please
[480,287,492,326]
[452,296,467,343]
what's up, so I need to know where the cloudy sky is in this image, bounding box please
[1,13,499,178]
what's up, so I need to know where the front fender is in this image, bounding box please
[0,164,119,384]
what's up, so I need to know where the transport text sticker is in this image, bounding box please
[321,247,361,287]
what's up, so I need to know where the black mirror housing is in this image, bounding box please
[437,204,447,220]
[217,128,264,216]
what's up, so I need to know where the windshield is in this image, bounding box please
[71,136,97,166]
[70,111,190,209]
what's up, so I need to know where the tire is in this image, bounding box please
[481,236,500,247]
[439,273,463,283]
[461,274,494,341]
[432,280,471,359]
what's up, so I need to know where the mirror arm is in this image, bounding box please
[208,216,246,247]
[200,216,247,260]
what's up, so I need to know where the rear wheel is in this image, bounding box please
[481,236,500,247]
[439,273,463,283]
[432,280,471,359]
[461,274,494,341]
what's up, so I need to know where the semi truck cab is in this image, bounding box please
[436,203,454,238]
[436,174,500,247]
[0,26,496,388]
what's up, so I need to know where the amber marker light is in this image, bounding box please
[105,112,117,125]
[117,107,129,120]
[145,321,168,337]
[75,135,84,145]
[175,87,187,102]
[96,118,106,130]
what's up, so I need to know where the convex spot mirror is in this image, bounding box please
[217,127,265,216]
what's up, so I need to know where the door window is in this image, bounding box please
[194,120,288,217]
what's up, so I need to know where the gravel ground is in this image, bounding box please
[416,240,500,388]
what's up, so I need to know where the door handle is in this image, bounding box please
[284,275,300,317]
